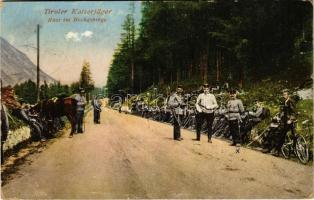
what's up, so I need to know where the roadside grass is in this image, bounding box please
[7,110,27,131]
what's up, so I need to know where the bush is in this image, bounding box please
[7,109,27,131]
[238,80,313,155]
[296,99,313,150]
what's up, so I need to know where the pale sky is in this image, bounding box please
[1,1,142,87]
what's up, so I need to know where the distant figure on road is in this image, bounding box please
[167,85,185,141]
[92,95,102,124]
[227,89,244,146]
[72,88,86,136]
[195,83,218,143]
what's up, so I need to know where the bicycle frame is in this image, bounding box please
[281,120,309,164]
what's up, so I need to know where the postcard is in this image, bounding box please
[1,1,313,199]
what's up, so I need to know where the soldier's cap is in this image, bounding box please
[228,89,237,94]
[203,83,209,88]
[282,88,289,93]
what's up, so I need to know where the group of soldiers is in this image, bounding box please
[1,86,295,157]
[70,88,102,137]
[168,84,296,153]
[167,83,244,146]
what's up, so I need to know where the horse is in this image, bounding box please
[31,96,77,136]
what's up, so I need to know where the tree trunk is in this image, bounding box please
[176,68,180,85]
[239,65,243,89]
[170,72,173,85]
[131,61,134,93]
[159,69,165,85]
[199,53,204,82]
[203,50,208,83]
[216,48,221,82]
[139,66,142,93]
[221,51,224,81]
[200,50,208,83]
[188,63,193,79]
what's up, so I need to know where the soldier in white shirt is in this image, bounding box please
[195,83,218,143]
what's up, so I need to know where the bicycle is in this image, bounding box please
[212,114,229,138]
[182,109,196,130]
[281,119,310,164]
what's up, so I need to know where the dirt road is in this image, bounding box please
[1,108,313,199]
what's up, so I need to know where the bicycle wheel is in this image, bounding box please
[223,124,230,138]
[281,143,291,159]
[295,135,309,164]
[30,122,42,141]
[183,117,190,129]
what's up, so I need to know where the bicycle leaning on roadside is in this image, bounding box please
[281,119,310,164]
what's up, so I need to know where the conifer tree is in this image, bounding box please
[79,60,95,100]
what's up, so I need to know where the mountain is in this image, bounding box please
[1,37,56,86]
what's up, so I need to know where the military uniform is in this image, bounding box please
[195,92,218,142]
[227,98,244,145]
[249,107,263,118]
[75,93,86,133]
[276,97,296,152]
[92,97,102,124]
[168,92,184,140]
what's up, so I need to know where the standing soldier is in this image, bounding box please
[261,89,296,155]
[168,85,185,141]
[92,95,102,124]
[275,89,296,155]
[195,83,218,143]
[73,88,86,136]
[227,89,244,146]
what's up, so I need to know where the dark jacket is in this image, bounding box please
[1,104,9,141]
[280,98,296,121]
